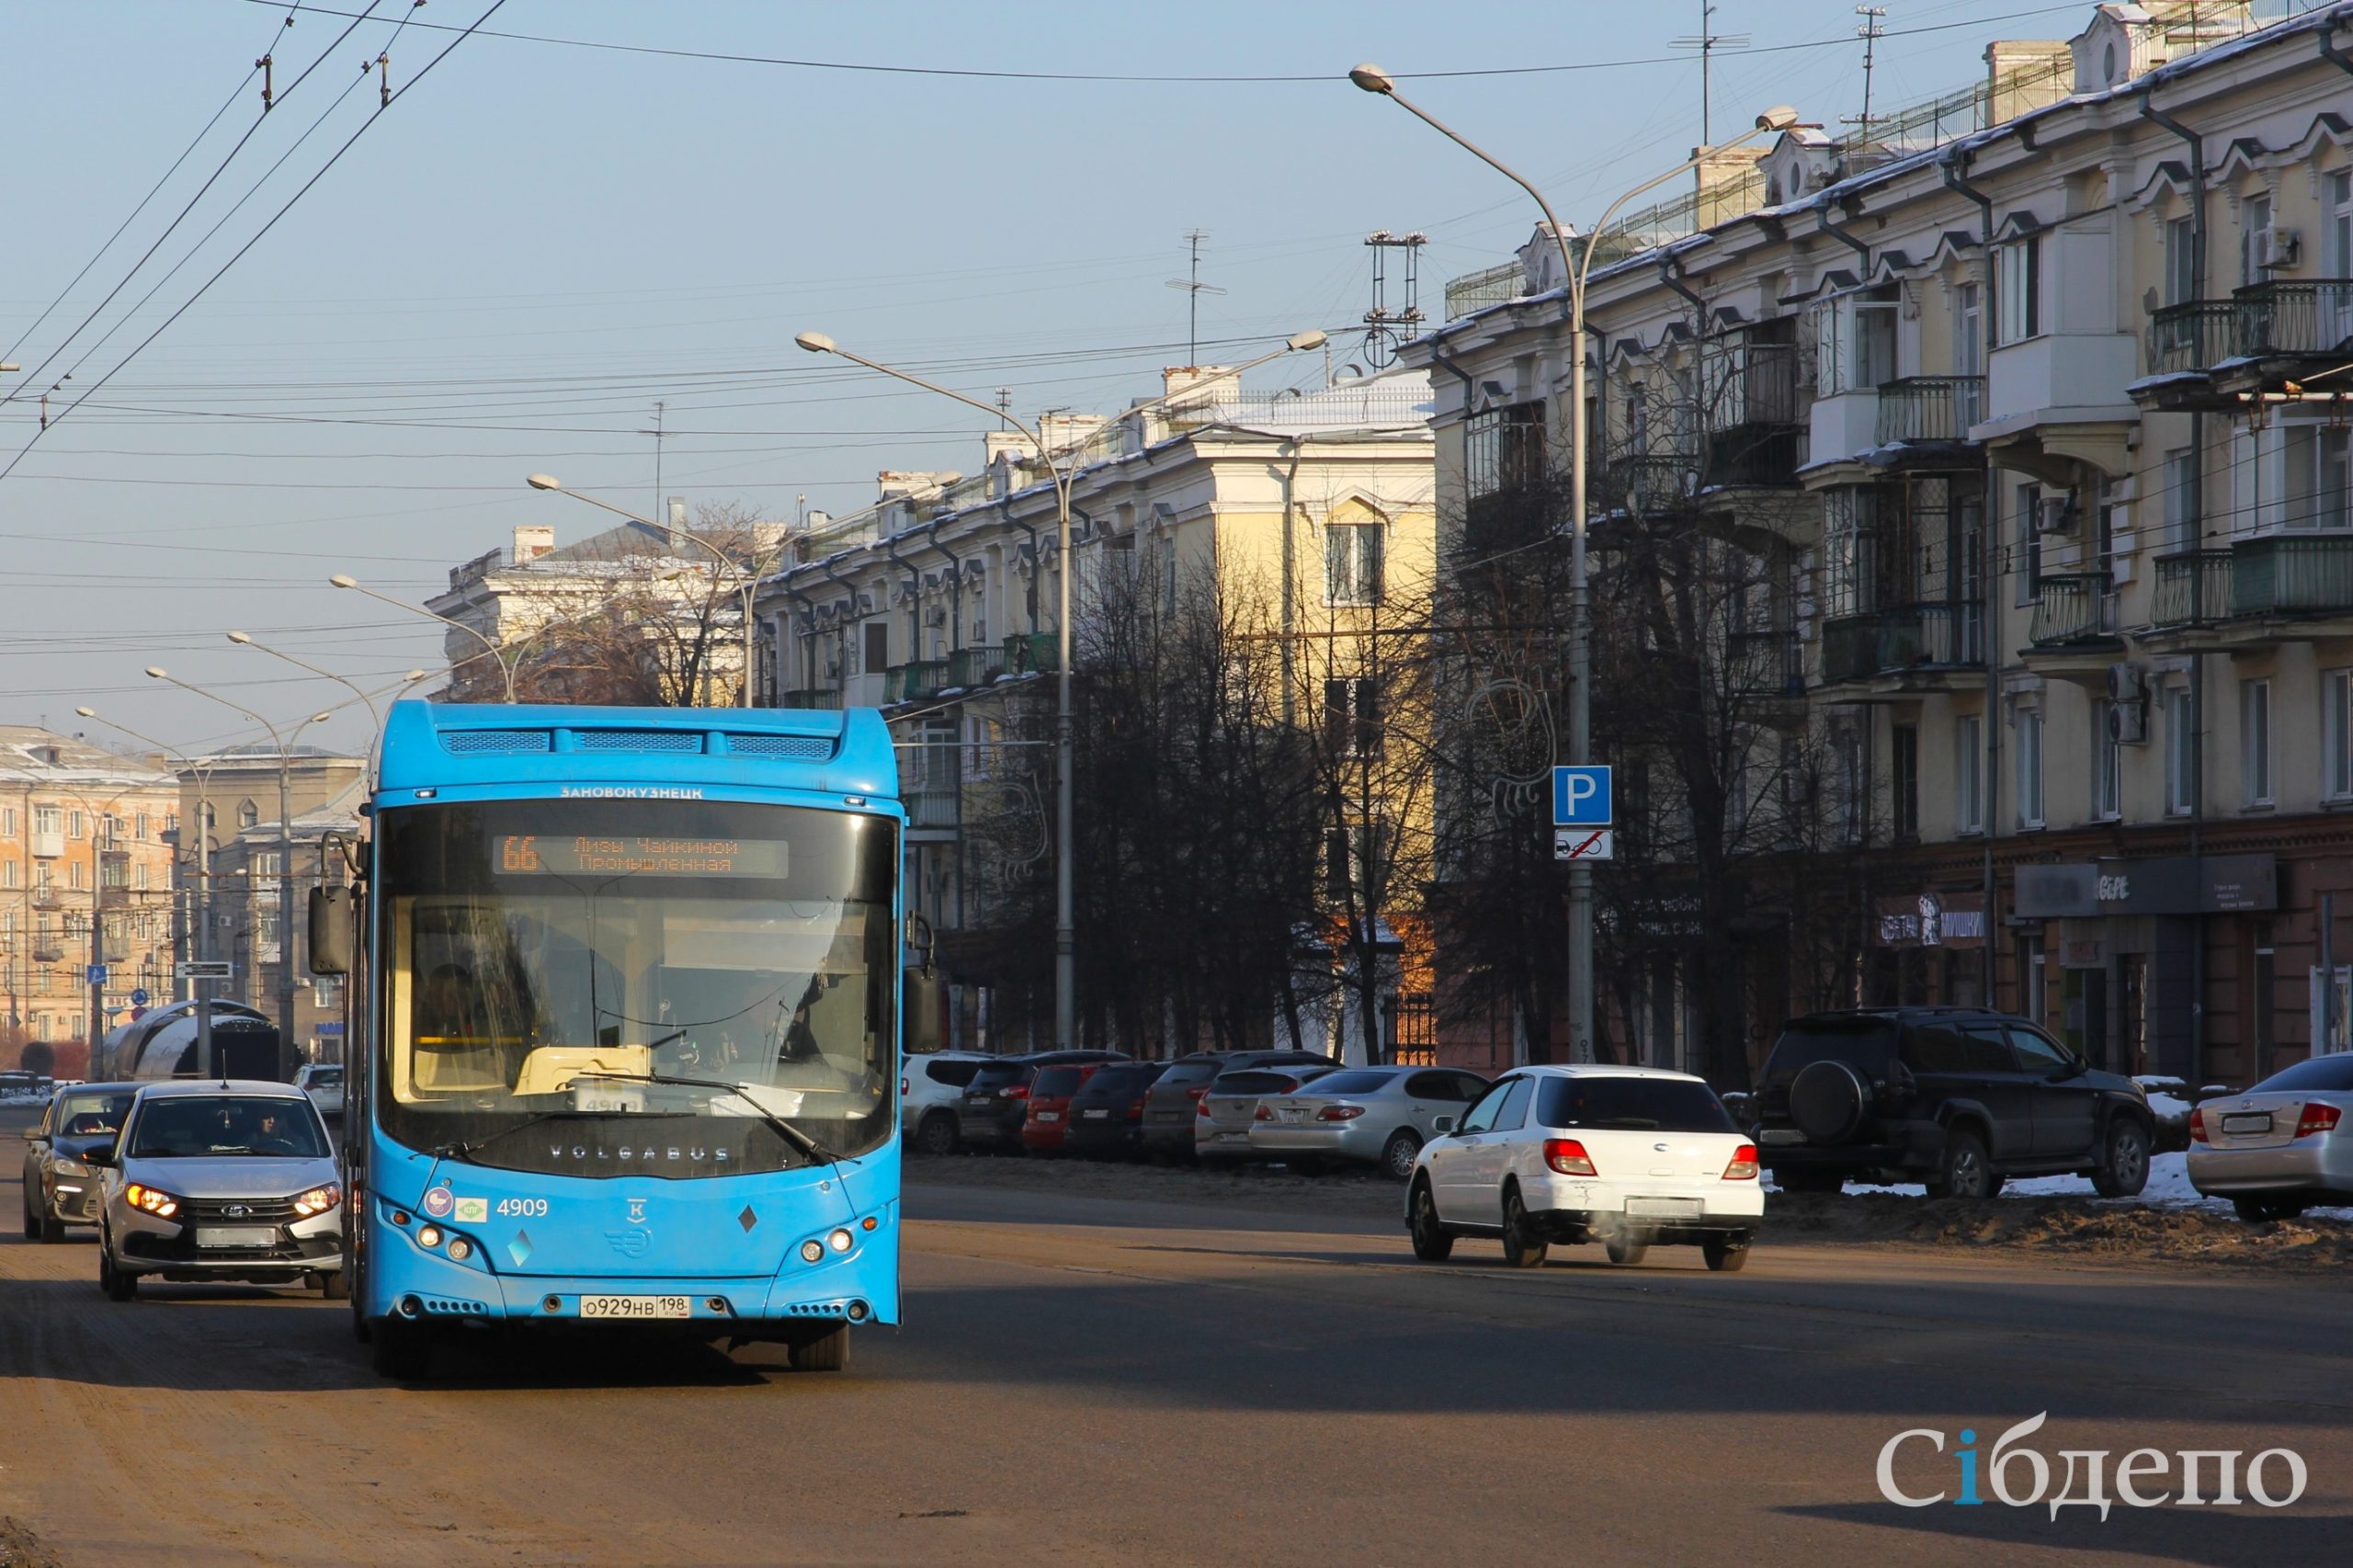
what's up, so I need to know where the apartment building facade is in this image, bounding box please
[1408,1,2353,1086]
[755,371,1438,1059]
[0,728,180,1071]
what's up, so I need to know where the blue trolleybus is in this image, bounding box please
[310,701,913,1381]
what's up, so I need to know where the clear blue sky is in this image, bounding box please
[0,0,2116,751]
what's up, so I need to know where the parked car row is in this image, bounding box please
[18,1077,346,1299]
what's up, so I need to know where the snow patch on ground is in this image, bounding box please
[1768,1152,2353,1222]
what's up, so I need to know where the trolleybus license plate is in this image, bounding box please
[579,1294,691,1319]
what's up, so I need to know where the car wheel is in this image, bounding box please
[1774,1168,1845,1195]
[1927,1128,1993,1201]
[2233,1196,2309,1223]
[371,1317,432,1381]
[915,1114,959,1158]
[38,1209,64,1244]
[316,1271,350,1301]
[1605,1230,1649,1267]
[20,1195,37,1242]
[2091,1119,2151,1199]
[1380,1130,1422,1182]
[1500,1187,1548,1269]
[787,1323,849,1372]
[1702,1236,1750,1272]
[99,1244,137,1302]
[1408,1179,1454,1262]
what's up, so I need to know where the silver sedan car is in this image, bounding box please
[2188,1052,2353,1221]
[92,1080,346,1300]
[1247,1065,1491,1179]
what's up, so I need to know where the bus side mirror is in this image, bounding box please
[309,885,353,976]
[904,962,943,1055]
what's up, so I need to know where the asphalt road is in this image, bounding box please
[2,1104,2347,1567]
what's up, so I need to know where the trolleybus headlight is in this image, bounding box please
[291,1183,341,1217]
[826,1228,853,1254]
[800,1240,824,1263]
[416,1225,443,1249]
[446,1238,473,1262]
[125,1184,182,1218]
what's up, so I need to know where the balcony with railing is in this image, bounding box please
[1601,453,1696,516]
[2230,535,2353,618]
[2138,281,2353,408]
[1873,376,1985,446]
[2150,550,2233,628]
[895,660,949,703]
[907,786,961,831]
[1006,631,1059,676]
[1725,631,1803,699]
[2027,574,2119,649]
[945,642,1008,689]
[1459,483,1560,562]
[1820,601,1984,685]
[1701,339,1803,489]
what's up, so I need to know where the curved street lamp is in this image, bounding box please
[1352,62,1795,1063]
[329,574,517,704]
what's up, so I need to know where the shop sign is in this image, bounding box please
[2013,855,2277,918]
[1874,891,1986,949]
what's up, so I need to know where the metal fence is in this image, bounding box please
[1874,377,1984,445]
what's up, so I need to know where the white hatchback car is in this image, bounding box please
[1405,1065,1763,1271]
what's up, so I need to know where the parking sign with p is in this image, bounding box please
[1552,766,1612,826]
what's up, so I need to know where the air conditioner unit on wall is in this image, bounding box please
[2256,227,2300,269]
[2106,663,2144,704]
[2109,699,2149,745]
[2036,496,2075,534]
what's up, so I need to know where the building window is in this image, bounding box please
[1463,402,1546,499]
[2015,706,2044,829]
[1323,677,1382,758]
[2285,426,2352,531]
[860,620,889,678]
[2164,448,2196,553]
[34,806,59,836]
[1324,523,1385,607]
[67,811,85,840]
[1953,282,1984,379]
[2331,669,2353,801]
[2091,699,2121,820]
[2242,678,2272,808]
[2241,192,2272,289]
[1,861,16,889]
[1955,714,1984,835]
[0,808,13,836]
[1891,724,1918,842]
[2165,686,2196,816]
[238,801,259,830]
[2014,483,2043,604]
[1996,236,2040,342]
[1835,722,1866,846]
[1820,488,1876,619]
[2165,215,2197,306]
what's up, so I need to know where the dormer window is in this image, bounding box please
[2102,41,2118,85]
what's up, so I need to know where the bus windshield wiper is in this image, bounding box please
[569,1071,837,1167]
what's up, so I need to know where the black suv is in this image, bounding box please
[1749,1008,2154,1199]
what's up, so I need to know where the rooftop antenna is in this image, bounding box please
[641,399,667,531]
[1165,229,1225,366]
[995,387,1013,428]
[1671,1,1748,145]
[1846,6,1890,140]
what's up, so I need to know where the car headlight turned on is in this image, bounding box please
[826,1227,854,1254]
[125,1184,183,1218]
[291,1183,342,1218]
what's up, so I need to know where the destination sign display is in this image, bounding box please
[498,835,790,879]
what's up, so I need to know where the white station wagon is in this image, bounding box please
[1405,1065,1764,1271]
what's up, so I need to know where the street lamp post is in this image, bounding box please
[74,707,224,1018]
[523,475,779,708]
[226,631,392,733]
[791,326,1326,1051]
[143,667,331,1078]
[328,574,519,704]
[1351,63,1793,1062]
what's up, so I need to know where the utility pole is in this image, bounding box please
[1850,7,1889,139]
